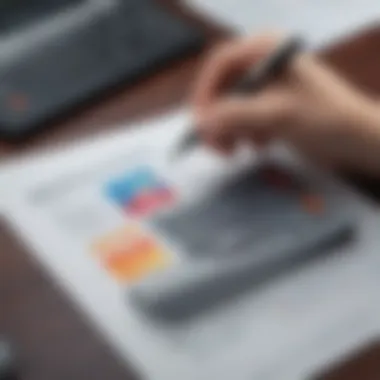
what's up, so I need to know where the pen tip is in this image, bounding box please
[170,132,199,161]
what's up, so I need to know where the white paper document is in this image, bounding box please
[2,111,380,380]
[186,0,380,47]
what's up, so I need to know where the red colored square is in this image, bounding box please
[125,188,175,218]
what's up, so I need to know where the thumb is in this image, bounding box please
[196,89,294,143]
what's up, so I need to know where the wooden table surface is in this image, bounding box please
[0,2,380,379]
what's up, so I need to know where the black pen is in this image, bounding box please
[172,36,304,158]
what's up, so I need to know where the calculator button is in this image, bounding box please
[7,92,30,113]
[301,194,325,215]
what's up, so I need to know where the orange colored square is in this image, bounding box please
[92,225,170,283]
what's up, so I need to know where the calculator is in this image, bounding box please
[129,162,355,321]
[0,0,205,139]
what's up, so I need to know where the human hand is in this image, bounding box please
[192,33,380,175]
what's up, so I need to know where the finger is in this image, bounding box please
[204,126,271,155]
[192,33,284,109]
[197,89,294,141]
[204,133,238,156]
[249,130,273,148]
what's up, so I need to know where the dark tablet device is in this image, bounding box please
[0,0,204,139]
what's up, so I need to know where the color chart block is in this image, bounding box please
[92,225,170,283]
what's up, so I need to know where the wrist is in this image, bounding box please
[344,98,380,177]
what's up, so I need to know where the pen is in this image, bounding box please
[173,36,304,158]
